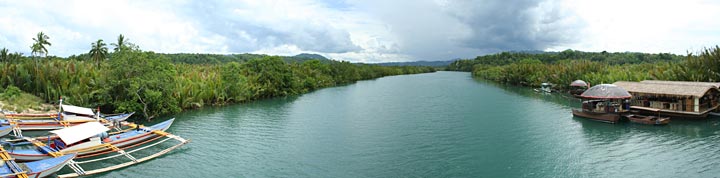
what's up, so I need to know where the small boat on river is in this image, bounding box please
[5,118,177,161]
[572,84,632,123]
[625,114,670,125]
[0,152,76,178]
[534,83,553,93]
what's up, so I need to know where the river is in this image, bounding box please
[86,71,720,177]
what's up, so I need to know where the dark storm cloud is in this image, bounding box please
[347,0,580,60]
[449,0,578,52]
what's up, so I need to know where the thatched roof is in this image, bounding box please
[613,81,718,97]
[580,84,632,99]
[640,80,720,88]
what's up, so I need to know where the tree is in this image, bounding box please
[31,31,51,58]
[108,50,180,120]
[111,34,126,52]
[243,56,298,98]
[0,48,8,62]
[89,39,108,67]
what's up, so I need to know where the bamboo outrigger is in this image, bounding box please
[0,118,188,177]
[0,99,133,137]
[0,144,76,178]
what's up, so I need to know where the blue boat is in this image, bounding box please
[0,154,76,178]
[8,119,176,161]
[0,125,12,137]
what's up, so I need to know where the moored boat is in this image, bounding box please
[0,125,12,137]
[625,114,670,125]
[6,119,176,161]
[572,109,621,123]
[572,84,632,124]
[0,152,76,178]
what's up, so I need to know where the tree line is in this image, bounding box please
[0,32,435,120]
[447,48,720,91]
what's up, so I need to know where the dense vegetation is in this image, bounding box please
[0,33,435,120]
[447,48,720,91]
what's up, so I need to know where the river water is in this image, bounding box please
[87,71,720,177]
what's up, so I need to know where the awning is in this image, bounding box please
[570,80,588,87]
[61,104,95,116]
[50,122,109,145]
[580,84,632,99]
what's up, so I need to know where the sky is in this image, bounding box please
[1,0,719,63]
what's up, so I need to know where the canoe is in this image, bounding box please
[0,154,76,178]
[572,109,621,123]
[626,114,670,125]
[0,125,12,137]
[0,119,114,131]
[0,112,132,131]
[7,119,175,161]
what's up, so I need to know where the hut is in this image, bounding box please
[572,84,632,123]
[569,80,589,96]
[613,81,720,119]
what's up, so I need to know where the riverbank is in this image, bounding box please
[447,47,720,90]
[0,49,435,120]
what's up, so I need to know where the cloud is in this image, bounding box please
[0,0,647,62]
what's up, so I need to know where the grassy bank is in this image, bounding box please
[447,47,720,91]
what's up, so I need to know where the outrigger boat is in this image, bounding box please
[0,104,133,133]
[5,119,177,161]
[0,125,12,137]
[0,144,76,178]
[1,118,188,177]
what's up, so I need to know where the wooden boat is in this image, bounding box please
[2,98,134,131]
[6,118,176,161]
[0,151,76,178]
[0,125,12,137]
[625,114,670,125]
[572,109,621,123]
[0,112,133,132]
[572,84,632,124]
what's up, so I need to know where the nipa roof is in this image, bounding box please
[613,81,718,97]
[50,122,109,145]
[580,84,632,99]
[640,80,720,88]
[61,104,95,116]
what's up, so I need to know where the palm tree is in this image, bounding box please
[31,31,51,58]
[89,39,108,67]
[0,48,8,62]
[111,34,126,52]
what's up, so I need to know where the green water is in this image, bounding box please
[91,71,720,177]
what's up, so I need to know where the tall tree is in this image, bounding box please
[0,48,8,62]
[31,31,51,58]
[111,34,127,52]
[89,39,108,67]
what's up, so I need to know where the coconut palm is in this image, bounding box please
[89,39,108,67]
[111,34,126,52]
[0,48,8,62]
[31,31,51,58]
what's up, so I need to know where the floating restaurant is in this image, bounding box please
[572,84,632,123]
[613,80,720,119]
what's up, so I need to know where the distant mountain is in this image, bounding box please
[293,53,329,60]
[376,60,459,67]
